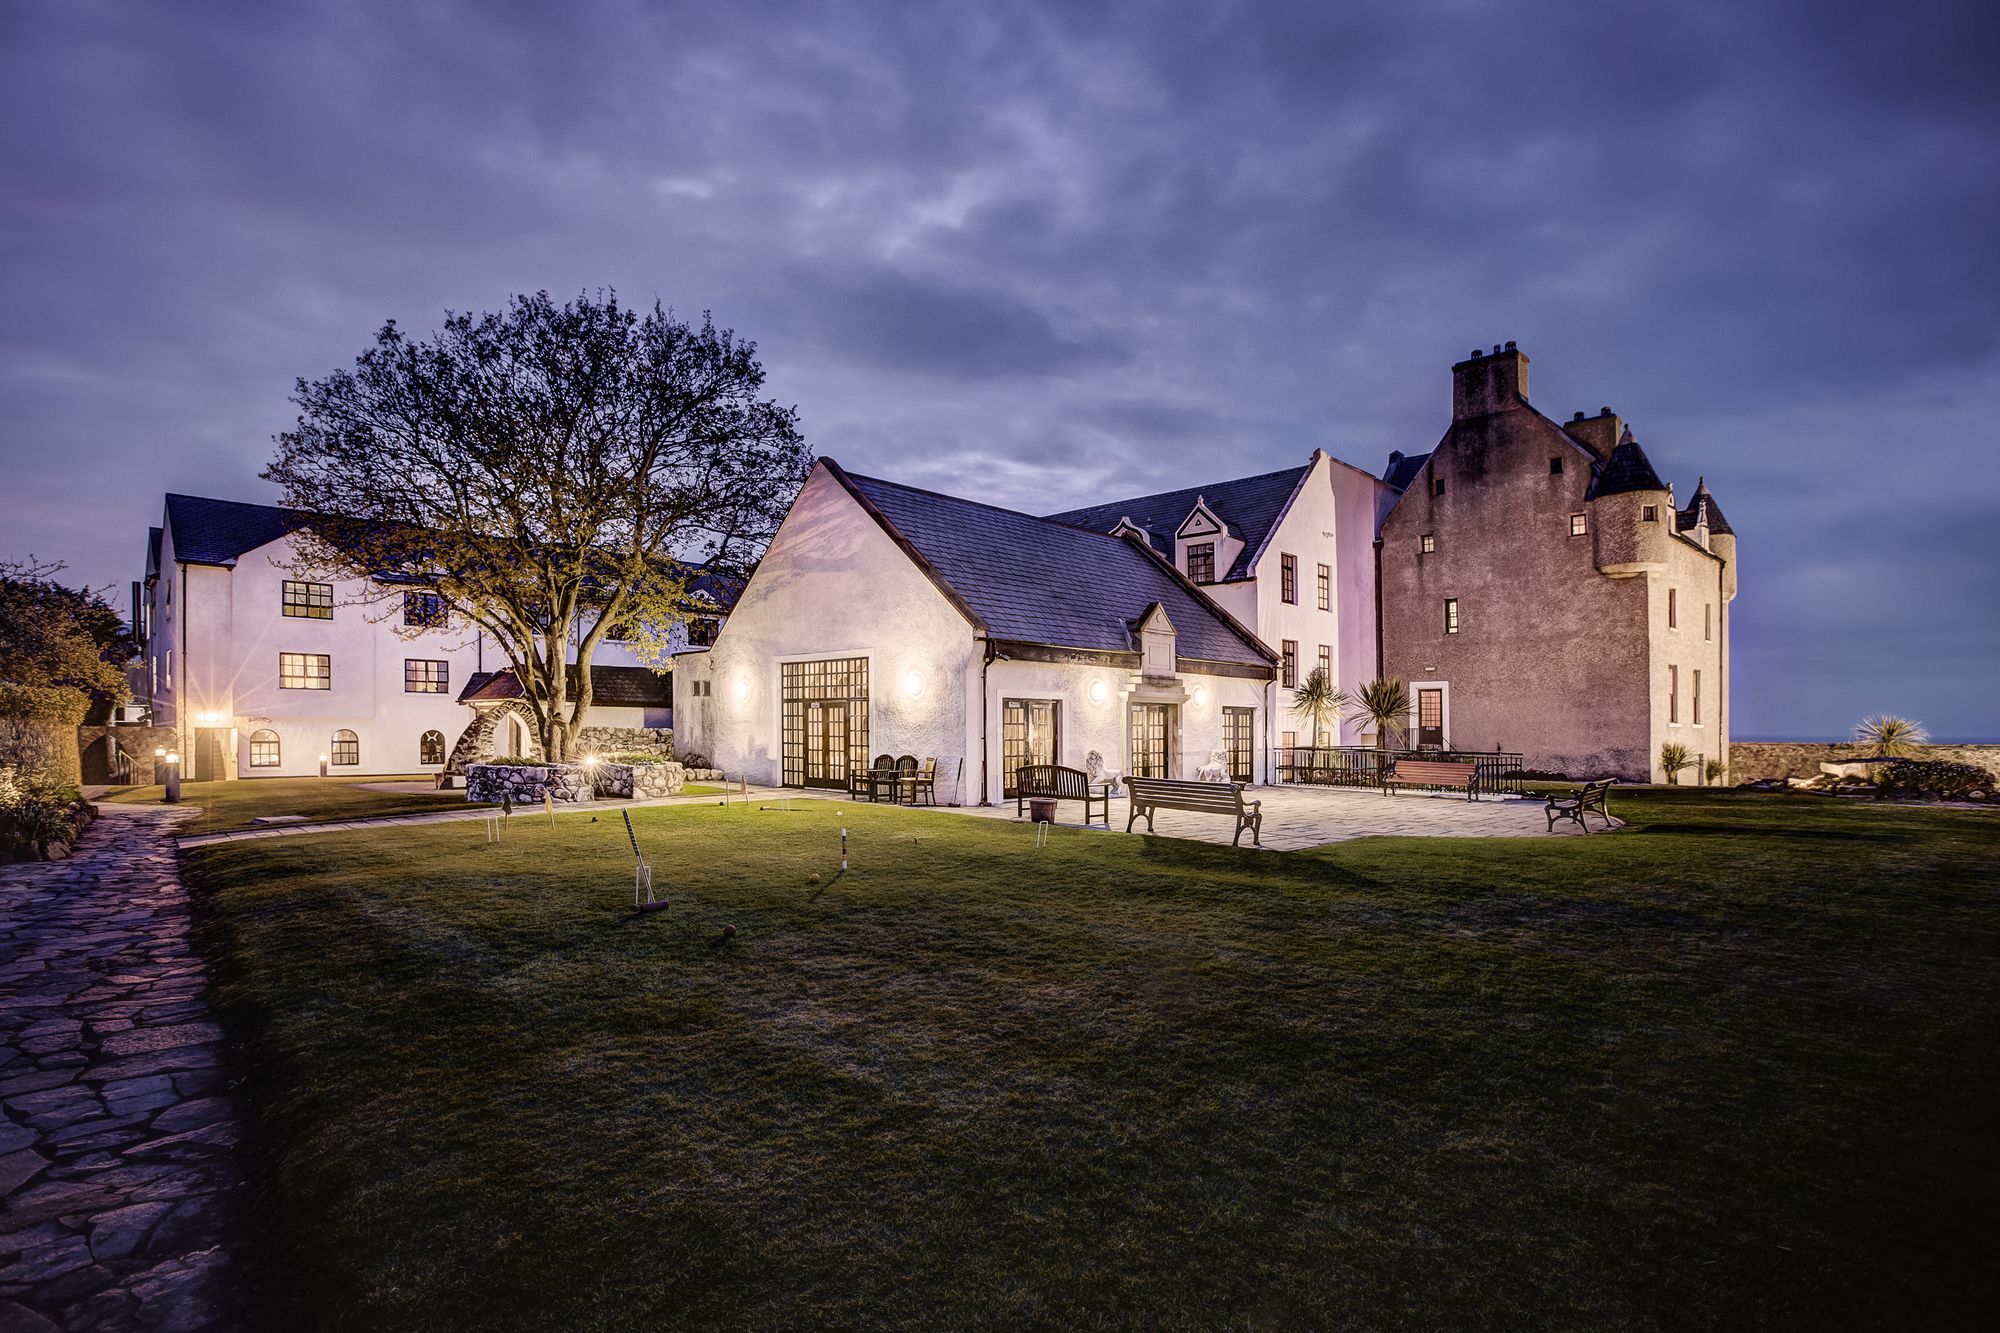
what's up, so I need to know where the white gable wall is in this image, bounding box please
[687,465,979,788]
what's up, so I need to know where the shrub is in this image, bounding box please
[1854,714,1929,758]
[476,756,555,768]
[600,751,673,765]
[1659,742,1692,785]
[0,767,92,859]
[676,750,712,769]
[1704,757,1728,785]
[1878,759,1995,800]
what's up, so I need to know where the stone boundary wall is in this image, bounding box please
[76,725,181,785]
[593,760,685,799]
[576,726,673,758]
[465,762,592,804]
[1730,741,2000,783]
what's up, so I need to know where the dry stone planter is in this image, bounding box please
[465,762,592,805]
[593,760,685,799]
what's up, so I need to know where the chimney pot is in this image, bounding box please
[1572,410,1585,421]
[1600,406,1611,416]
[1492,344,1502,355]
[1504,340,1517,350]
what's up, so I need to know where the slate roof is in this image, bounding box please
[457,665,672,707]
[163,494,300,565]
[1586,430,1669,498]
[1382,450,1431,491]
[1678,479,1734,536]
[1041,464,1310,581]
[834,466,1273,669]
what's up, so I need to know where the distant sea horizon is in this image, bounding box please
[1737,736,2000,745]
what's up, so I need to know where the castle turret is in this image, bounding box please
[1682,478,1737,600]
[1587,428,1673,575]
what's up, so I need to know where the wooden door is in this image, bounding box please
[1222,708,1254,782]
[804,700,849,789]
[1128,703,1171,778]
[1001,699,1059,796]
[1416,688,1444,749]
[193,727,228,782]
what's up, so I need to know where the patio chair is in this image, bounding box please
[851,755,897,801]
[900,756,938,806]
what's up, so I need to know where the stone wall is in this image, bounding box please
[464,762,592,804]
[76,725,181,785]
[1728,741,2000,783]
[593,760,685,799]
[575,726,674,758]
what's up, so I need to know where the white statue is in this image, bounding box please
[1085,749,1120,793]
[1195,749,1231,783]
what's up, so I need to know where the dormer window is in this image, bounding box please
[1186,542,1215,584]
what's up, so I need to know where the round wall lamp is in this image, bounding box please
[733,676,751,703]
[1087,679,1108,706]
[903,668,926,699]
[1191,685,1208,707]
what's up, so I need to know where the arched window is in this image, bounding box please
[419,730,445,765]
[330,729,359,766]
[249,729,281,768]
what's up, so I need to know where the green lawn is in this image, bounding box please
[103,774,486,834]
[181,790,2000,1330]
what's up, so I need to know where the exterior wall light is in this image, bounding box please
[903,669,925,699]
[1192,685,1208,707]
[1087,679,1108,706]
[734,676,751,703]
[198,710,223,726]
[165,751,179,765]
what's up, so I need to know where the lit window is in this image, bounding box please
[404,659,448,693]
[1569,513,1587,537]
[1280,554,1297,604]
[249,729,280,768]
[1316,563,1331,611]
[330,729,359,765]
[419,730,446,765]
[280,653,331,690]
[1281,640,1298,688]
[1316,645,1330,680]
[403,591,447,628]
[1186,542,1215,585]
[1444,598,1459,634]
[282,581,333,619]
[1420,534,1436,554]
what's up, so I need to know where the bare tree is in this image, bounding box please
[265,291,811,762]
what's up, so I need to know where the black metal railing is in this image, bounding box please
[1275,746,1525,796]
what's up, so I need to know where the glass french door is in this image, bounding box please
[1222,708,1254,782]
[782,657,870,788]
[1128,703,1172,778]
[1001,699,1060,797]
[804,701,850,788]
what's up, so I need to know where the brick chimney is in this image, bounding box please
[1564,407,1623,461]
[1452,341,1529,420]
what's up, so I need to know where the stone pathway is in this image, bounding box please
[0,806,240,1331]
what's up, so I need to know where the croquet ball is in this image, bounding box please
[808,871,822,884]
[721,924,738,938]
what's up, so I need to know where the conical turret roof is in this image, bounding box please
[1680,477,1734,535]
[1587,427,1668,498]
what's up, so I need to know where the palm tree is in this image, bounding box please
[1353,677,1411,754]
[1704,757,1727,786]
[1854,715,1928,758]
[1289,668,1350,749]
[1659,741,1692,785]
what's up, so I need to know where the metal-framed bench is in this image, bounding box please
[1545,779,1614,832]
[1015,764,1110,825]
[1125,776,1262,846]
[1381,758,1481,801]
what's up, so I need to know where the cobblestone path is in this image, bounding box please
[1,806,239,1331]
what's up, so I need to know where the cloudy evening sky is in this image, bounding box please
[3,0,1996,737]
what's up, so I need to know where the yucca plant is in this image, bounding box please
[1289,668,1350,750]
[1354,677,1411,753]
[1659,741,1692,785]
[1704,757,1727,786]
[1854,715,1929,758]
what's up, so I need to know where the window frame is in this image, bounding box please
[330,729,360,766]
[1669,665,1681,725]
[1443,598,1459,634]
[1420,533,1436,554]
[1668,588,1678,629]
[419,729,446,765]
[1280,553,1298,604]
[402,591,448,629]
[1569,513,1587,537]
[279,652,331,690]
[248,729,281,768]
[1316,563,1331,611]
[1281,639,1298,688]
[1185,541,1216,585]
[1316,644,1331,682]
[403,659,449,694]
[281,580,333,620]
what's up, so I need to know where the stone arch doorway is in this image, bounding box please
[442,700,544,782]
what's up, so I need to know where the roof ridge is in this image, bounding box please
[1043,462,1312,522]
[841,468,1154,552]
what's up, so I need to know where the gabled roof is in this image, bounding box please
[1041,463,1311,581]
[164,494,300,566]
[1383,450,1431,491]
[1678,478,1734,536]
[144,527,163,582]
[457,665,672,708]
[1586,429,1669,498]
[828,464,1273,670]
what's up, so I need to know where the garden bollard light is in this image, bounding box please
[319,752,330,778]
[163,751,181,803]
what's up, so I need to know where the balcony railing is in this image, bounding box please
[1275,746,1526,796]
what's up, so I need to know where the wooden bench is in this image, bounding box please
[1545,779,1614,832]
[1125,776,1262,846]
[1015,764,1110,825]
[1381,759,1481,800]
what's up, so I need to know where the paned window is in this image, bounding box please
[1186,542,1215,585]
[279,653,331,689]
[1281,640,1298,688]
[1569,513,1587,536]
[1280,554,1297,604]
[403,591,447,628]
[419,730,446,765]
[1421,534,1436,554]
[780,657,870,789]
[1316,564,1331,611]
[330,729,359,765]
[688,617,720,647]
[282,581,332,619]
[1316,645,1331,681]
[404,659,448,693]
[249,729,280,768]
[1444,599,1459,634]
